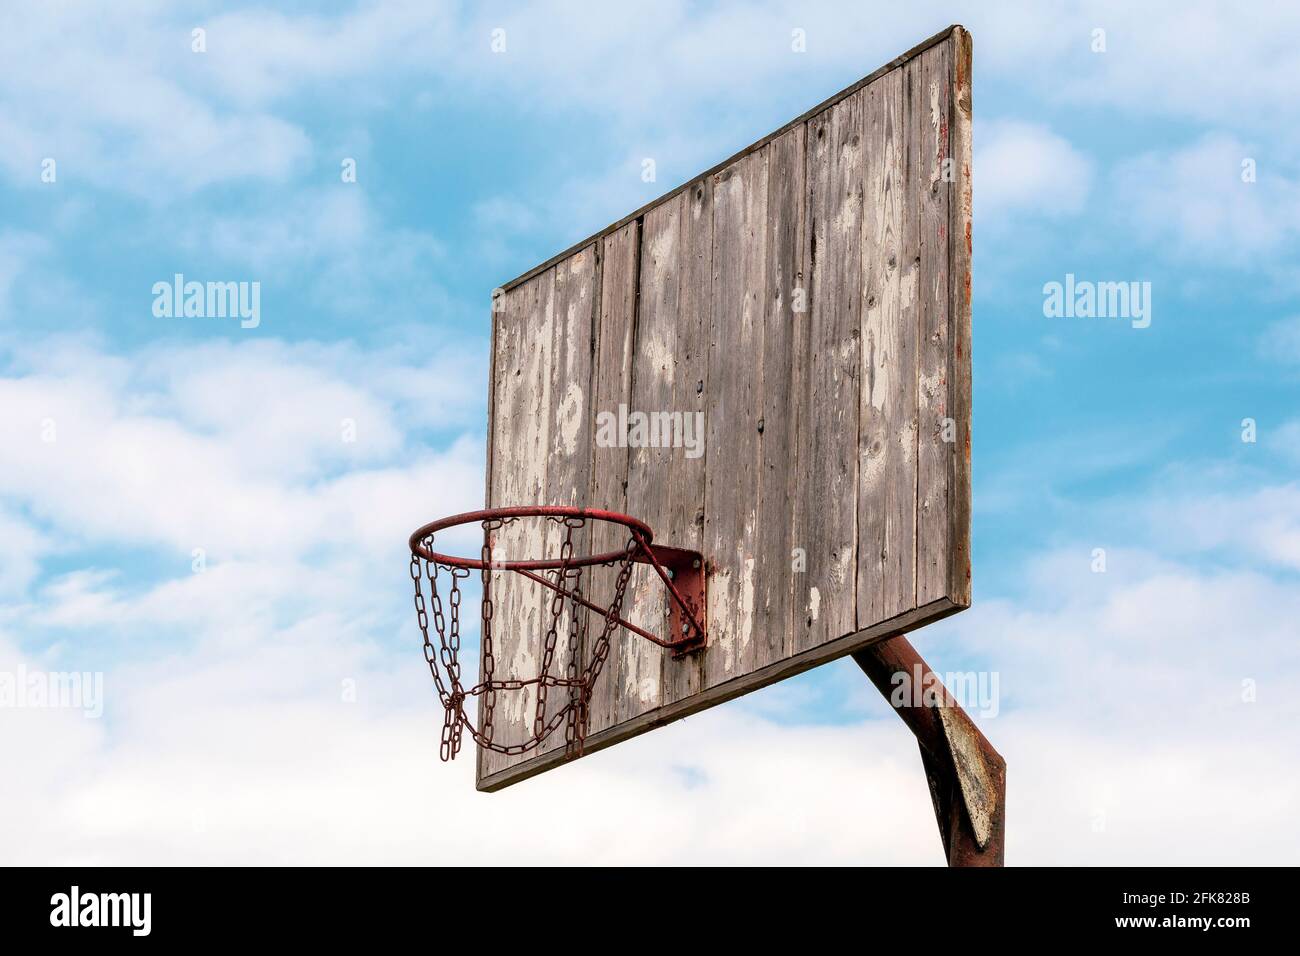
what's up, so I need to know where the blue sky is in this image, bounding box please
[2,1,1299,863]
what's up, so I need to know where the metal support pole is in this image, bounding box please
[853,635,1006,867]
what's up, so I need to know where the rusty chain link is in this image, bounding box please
[411,514,640,762]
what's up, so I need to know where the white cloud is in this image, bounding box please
[1113,134,1300,267]
[0,337,484,564]
[194,4,448,106]
[0,5,310,196]
[0,616,946,864]
[5,1,1300,201]
[1043,1,1300,136]
[205,189,374,268]
[975,120,1092,222]
[174,0,1300,150]
[0,504,50,598]
[484,131,743,266]
[1143,484,1300,571]
[184,188,462,324]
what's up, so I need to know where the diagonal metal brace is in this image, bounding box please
[853,635,1006,867]
[512,536,707,658]
[628,535,707,658]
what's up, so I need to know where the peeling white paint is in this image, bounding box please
[831,545,854,588]
[708,566,736,671]
[832,205,858,241]
[738,556,755,651]
[809,587,821,621]
[557,381,583,455]
[518,286,554,503]
[642,330,675,384]
[649,219,677,263]
[900,419,917,462]
[900,268,917,308]
[637,676,658,705]
[919,369,943,402]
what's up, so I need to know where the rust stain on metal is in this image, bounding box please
[852,634,1005,866]
[937,704,994,846]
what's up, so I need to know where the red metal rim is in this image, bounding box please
[408,506,655,571]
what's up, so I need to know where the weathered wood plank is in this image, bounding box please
[947,27,973,608]
[703,149,768,689]
[753,124,805,670]
[482,268,554,777]
[480,280,523,780]
[793,91,863,653]
[913,44,952,607]
[617,199,683,725]
[537,245,599,758]
[858,66,918,626]
[584,222,640,739]
[661,177,712,705]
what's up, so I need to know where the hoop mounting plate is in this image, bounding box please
[638,544,707,659]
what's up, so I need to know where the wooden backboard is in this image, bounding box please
[479,25,972,790]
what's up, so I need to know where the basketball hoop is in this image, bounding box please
[408,506,707,762]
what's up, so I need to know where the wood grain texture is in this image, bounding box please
[858,65,917,627]
[537,246,599,758]
[912,43,952,608]
[481,268,554,778]
[703,149,768,689]
[475,28,973,790]
[754,125,805,670]
[584,222,639,739]
[619,197,682,725]
[794,90,862,652]
[661,176,713,705]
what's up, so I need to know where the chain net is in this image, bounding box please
[410,514,639,762]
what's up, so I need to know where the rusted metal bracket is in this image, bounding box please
[513,541,707,658]
[853,635,1006,867]
[632,543,707,658]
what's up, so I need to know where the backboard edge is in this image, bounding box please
[475,595,967,791]
[497,24,968,295]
